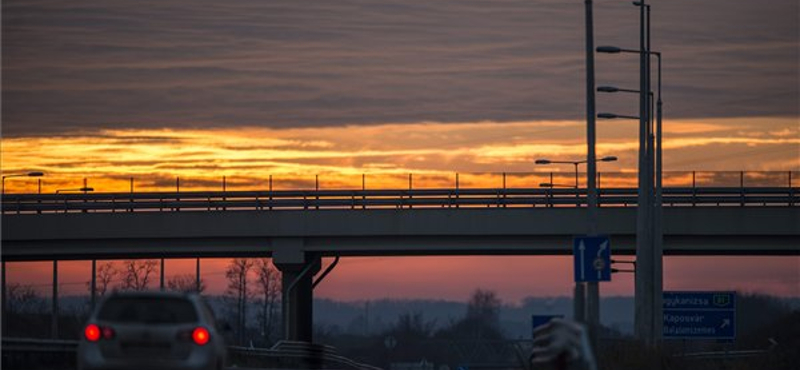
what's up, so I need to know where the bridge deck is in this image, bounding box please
[2,187,798,260]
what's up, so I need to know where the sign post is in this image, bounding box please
[663,291,736,340]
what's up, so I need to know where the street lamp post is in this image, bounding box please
[596,0,664,343]
[597,52,664,343]
[598,104,653,344]
[2,171,44,195]
[535,157,618,189]
[583,0,600,351]
[55,187,94,194]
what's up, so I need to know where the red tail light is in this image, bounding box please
[101,326,115,340]
[192,327,210,346]
[84,324,101,342]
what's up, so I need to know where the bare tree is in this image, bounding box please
[225,258,254,344]
[118,259,158,291]
[466,288,501,325]
[6,283,45,314]
[254,258,281,343]
[437,289,504,342]
[168,274,206,294]
[87,261,118,297]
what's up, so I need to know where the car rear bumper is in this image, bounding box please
[78,343,221,370]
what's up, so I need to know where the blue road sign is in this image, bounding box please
[531,315,564,338]
[573,236,611,282]
[663,291,736,340]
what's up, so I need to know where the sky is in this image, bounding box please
[1,0,798,301]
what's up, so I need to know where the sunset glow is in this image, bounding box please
[2,117,798,301]
[2,117,797,193]
[4,256,799,303]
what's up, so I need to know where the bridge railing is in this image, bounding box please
[1,187,797,214]
[2,171,797,194]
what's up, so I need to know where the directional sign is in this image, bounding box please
[573,236,611,282]
[663,291,736,340]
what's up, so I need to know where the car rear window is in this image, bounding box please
[98,297,198,324]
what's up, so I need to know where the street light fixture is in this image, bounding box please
[597,113,640,120]
[2,171,45,195]
[597,86,642,94]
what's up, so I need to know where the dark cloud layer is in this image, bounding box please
[2,0,797,136]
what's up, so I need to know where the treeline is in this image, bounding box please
[3,258,282,346]
[315,291,800,370]
[316,289,509,367]
[4,272,799,370]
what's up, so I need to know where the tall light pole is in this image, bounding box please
[598,105,651,344]
[2,171,44,195]
[597,43,664,345]
[55,187,94,194]
[583,0,599,349]
[536,157,618,189]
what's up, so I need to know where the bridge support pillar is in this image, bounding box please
[274,243,320,343]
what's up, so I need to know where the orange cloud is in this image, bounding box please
[1,117,797,193]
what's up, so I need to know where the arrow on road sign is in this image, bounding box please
[596,240,608,279]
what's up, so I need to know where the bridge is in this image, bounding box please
[2,185,799,343]
[2,186,798,260]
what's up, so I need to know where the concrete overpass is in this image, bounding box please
[2,187,798,342]
[2,206,798,261]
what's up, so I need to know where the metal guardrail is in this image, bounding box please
[1,338,78,370]
[1,337,78,352]
[1,337,380,370]
[673,349,769,360]
[1,187,797,214]
[230,340,382,370]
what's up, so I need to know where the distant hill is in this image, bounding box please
[312,296,635,338]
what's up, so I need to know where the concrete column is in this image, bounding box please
[272,238,319,343]
[275,258,320,342]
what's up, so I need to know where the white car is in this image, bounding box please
[77,291,227,370]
